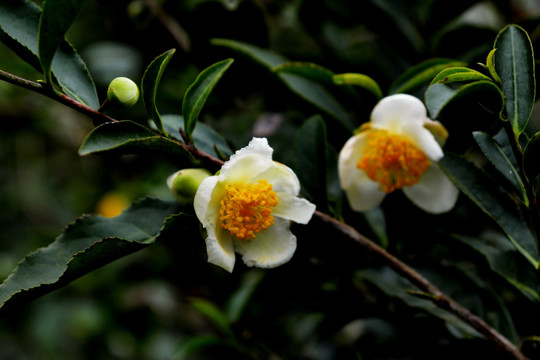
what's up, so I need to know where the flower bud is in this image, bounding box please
[107,77,139,108]
[167,168,212,205]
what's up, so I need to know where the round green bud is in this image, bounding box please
[167,168,212,205]
[107,77,140,108]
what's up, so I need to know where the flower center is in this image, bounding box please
[356,129,431,193]
[219,180,279,240]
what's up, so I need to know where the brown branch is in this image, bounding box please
[315,210,529,360]
[0,69,116,125]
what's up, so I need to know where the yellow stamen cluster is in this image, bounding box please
[357,129,431,193]
[219,180,279,240]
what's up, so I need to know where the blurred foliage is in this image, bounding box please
[1,0,540,359]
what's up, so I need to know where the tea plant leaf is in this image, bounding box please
[38,0,86,84]
[141,48,176,135]
[183,58,234,142]
[439,153,539,268]
[78,120,197,163]
[0,0,99,109]
[211,38,353,131]
[389,58,466,94]
[494,24,535,135]
[0,198,182,313]
[473,131,527,205]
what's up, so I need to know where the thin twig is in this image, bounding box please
[315,210,528,360]
[0,69,116,125]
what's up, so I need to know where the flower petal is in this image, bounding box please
[219,137,274,184]
[233,218,297,268]
[205,229,236,272]
[401,122,444,161]
[253,162,301,195]
[273,194,316,224]
[194,175,219,222]
[338,133,386,211]
[402,164,459,213]
[371,94,427,130]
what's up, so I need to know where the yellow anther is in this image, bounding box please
[219,180,279,240]
[356,129,431,193]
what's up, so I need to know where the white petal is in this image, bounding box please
[194,175,219,223]
[338,133,386,211]
[205,228,236,272]
[344,174,386,212]
[253,162,301,195]
[219,137,274,184]
[273,194,316,224]
[401,122,444,161]
[371,94,427,130]
[233,218,297,268]
[338,133,367,190]
[402,164,459,213]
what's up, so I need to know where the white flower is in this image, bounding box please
[194,137,316,272]
[338,94,458,213]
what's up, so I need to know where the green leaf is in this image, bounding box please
[38,0,86,84]
[454,232,540,304]
[389,58,466,94]
[473,131,527,205]
[333,73,383,100]
[0,0,99,109]
[183,58,234,142]
[173,336,236,360]
[141,49,176,135]
[425,81,503,120]
[430,67,492,85]
[161,114,232,159]
[494,24,536,135]
[439,153,539,268]
[294,115,329,207]
[211,38,353,130]
[78,120,197,163]
[0,198,182,313]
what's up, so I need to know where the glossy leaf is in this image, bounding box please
[439,153,539,268]
[78,120,197,163]
[0,198,182,313]
[486,49,501,84]
[212,38,353,130]
[38,0,86,83]
[494,24,536,135]
[389,58,466,94]
[473,131,527,205]
[425,81,503,119]
[183,58,234,142]
[430,67,492,85]
[333,73,383,100]
[141,48,176,135]
[0,0,99,109]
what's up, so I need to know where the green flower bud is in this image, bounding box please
[167,168,212,205]
[107,77,140,108]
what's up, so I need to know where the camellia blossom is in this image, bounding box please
[194,137,316,272]
[338,94,458,213]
